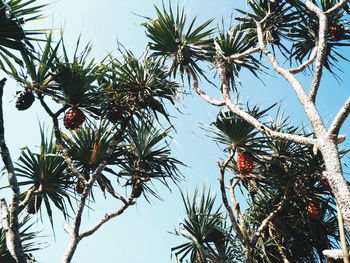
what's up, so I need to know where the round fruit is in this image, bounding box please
[16,89,35,111]
[307,202,322,220]
[132,184,143,198]
[64,107,85,130]
[237,152,254,175]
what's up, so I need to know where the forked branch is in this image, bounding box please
[186,67,225,107]
[218,151,247,246]
[250,190,288,246]
[80,196,135,238]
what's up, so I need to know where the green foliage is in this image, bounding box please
[0,0,46,72]
[50,37,102,114]
[100,49,179,123]
[15,127,73,227]
[171,187,244,263]
[119,120,183,199]
[214,26,263,90]
[204,104,274,155]
[143,2,214,78]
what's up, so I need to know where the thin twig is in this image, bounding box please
[80,197,135,238]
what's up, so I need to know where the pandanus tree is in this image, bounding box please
[173,108,349,262]
[0,2,184,262]
[8,39,183,262]
[1,0,350,262]
[142,1,350,262]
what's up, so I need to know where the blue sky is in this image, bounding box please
[2,0,350,263]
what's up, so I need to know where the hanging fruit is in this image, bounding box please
[106,108,123,123]
[75,179,85,194]
[329,24,345,41]
[15,89,35,111]
[63,107,85,130]
[237,152,254,175]
[27,195,42,214]
[132,183,143,198]
[307,202,322,220]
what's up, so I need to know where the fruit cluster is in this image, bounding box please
[307,202,322,220]
[237,152,254,175]
[64,107,86,130]
[329,24,345,41]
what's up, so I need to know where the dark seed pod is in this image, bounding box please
[132,184,143,198]
[106,108,123,123]
[27,195,42,214]
[16,89,35,111]
[204,229,225,242]
[75,179,85,194]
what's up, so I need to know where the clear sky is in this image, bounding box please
[2,1,350,263]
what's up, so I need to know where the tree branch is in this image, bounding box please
[250,190,288,246]
[18,188,35,210]
[0,78,26,263]
[337,204,350,263]
[328,97,350,136]
[104,185,128,205]
[325,0,350,14]
[228,47,261,64]
[218,151,247,246]
[289,47,317,74]
[215,57,316,146]
[253,18,330,140]
[61,116,132,263]
[186,67,225,107]
[80,197,135,238]
[228,179,250,249]
[305,0,328,102]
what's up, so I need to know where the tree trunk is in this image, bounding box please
[61,238,80,263]
[319,139,350,229]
